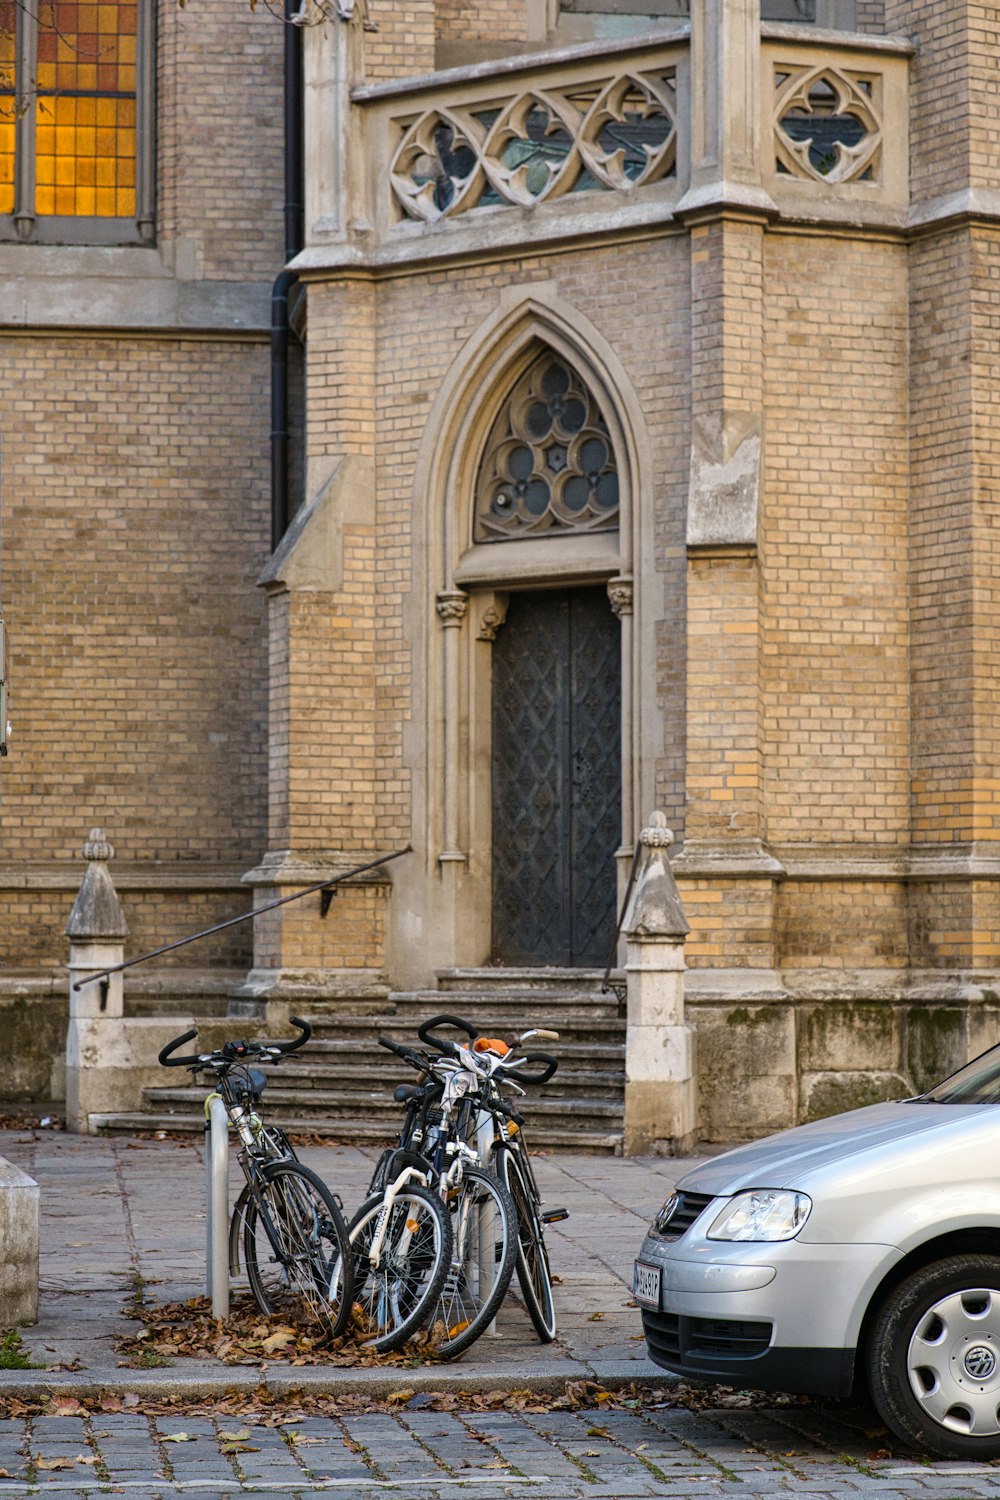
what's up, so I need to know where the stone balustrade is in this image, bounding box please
[343,24,911,256]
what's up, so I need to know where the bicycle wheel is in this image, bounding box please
[499,1146,558,1342]
[429,1165,517,1360]
[244,1162,353,1338]
[348,1184,451,1353]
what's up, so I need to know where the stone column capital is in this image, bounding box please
[436,590,469,627]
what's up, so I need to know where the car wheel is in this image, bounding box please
[869,1254,1000,1458]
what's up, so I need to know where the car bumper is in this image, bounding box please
[635,1230,899,1398]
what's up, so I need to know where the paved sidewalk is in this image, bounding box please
[1,1127,679,1395]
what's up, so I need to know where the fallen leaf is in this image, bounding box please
[36,1457,76,1471]
[587,1426,610,1438]
[50,1396,85,1416]
[219,1429,252,1442]
[484,1459,510,1469]
[261,1328,297,1355]
[75,1455,99,1466]
[587,1312,605,1322]
[388,1389,415,1404]
[161,1432,197,1443]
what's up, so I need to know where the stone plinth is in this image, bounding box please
[0,1157,39,1325]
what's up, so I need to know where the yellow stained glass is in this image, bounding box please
[29,0,137,217]
[1,0,17,214]
[0,115,13,215]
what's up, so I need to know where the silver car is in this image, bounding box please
[635,1043,1000,1459]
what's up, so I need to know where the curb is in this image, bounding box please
[0,1359,664,1403]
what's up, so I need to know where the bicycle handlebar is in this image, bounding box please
[377,1035,431,1071]
[158,1029,202,1068]
[271,1016,312,1054]
[158,1015,312,1070]
[501,1051,559,1086]
[416,1014,478,1054]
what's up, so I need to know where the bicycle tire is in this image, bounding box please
[243,1161,353,1338]
[228,1128,301,1277]
[429,1164,517,1360]
[498,1146,558,1342]
[348,1184,452,1353]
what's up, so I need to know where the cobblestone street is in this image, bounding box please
[3,1396,1000,1498]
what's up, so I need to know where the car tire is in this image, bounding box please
[869,1254,1000,1458]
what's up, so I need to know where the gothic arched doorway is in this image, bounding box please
[490,586,621,967]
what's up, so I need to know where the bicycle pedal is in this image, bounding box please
[541,1207,569,1224]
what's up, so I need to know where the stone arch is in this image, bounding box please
[391,284,658,981]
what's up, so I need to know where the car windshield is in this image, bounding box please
[922,1043,1000,1104]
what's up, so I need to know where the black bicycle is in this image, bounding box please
[158,1018,353,1337]
[372,1014,566,1351]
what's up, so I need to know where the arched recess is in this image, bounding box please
[394,284,659,981]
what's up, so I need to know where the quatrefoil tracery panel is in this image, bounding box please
[773,64,882,184]
[389,69,676,222]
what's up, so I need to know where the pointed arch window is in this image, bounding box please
[474,352,620,542]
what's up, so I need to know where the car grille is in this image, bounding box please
[643,1310,773,1362]
[653,1190,715,1241]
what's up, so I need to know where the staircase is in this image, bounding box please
[97,969,626,1154]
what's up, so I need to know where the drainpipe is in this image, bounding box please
[270,0,304,552]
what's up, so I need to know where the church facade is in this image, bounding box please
[4,0,1000,1141]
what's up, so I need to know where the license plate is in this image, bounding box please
[633,1260,661,1310]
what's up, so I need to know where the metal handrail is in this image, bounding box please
[71,845,411,990]
[600,838,642,1003]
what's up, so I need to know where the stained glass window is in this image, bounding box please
[474,353,620,542]
[0,0,150,240]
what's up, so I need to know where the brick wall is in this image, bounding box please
[761,233,910,848]
[0,335,270,969]
[363,0,436,84]
[157,0,284,281]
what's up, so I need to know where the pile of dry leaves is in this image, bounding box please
[0,1378,807,1425]
[118,1293,442,1368]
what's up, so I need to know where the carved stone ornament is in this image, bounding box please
[607,576,633,618]
[477,598,508,641]
[436,590,469,626]
[641,810,675,849]
[389,66,677,223]
[773,64,882,185]
[83,826,114,862]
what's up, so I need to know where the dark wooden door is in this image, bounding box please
[491,587,621,967]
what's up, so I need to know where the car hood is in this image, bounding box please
[678,1099,991,1197]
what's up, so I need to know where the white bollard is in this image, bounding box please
[204,1095,230,1319]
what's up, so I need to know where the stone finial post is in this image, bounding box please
[65,829,129,1133]
[622,812,697,1155]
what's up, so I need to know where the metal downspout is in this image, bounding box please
[270,0,304,552]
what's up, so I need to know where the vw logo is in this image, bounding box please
[655,1193,679,1232]
[963,1344,997,1380]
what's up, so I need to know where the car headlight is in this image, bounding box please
[707,1189,811,1242]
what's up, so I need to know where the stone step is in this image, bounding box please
[92,1108,623,1154]
[254,1064,625,1098]
[143,1084,625,1121]
[382,991,622,1024]
[279,1038,625,1068]
[435,967,614,995]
